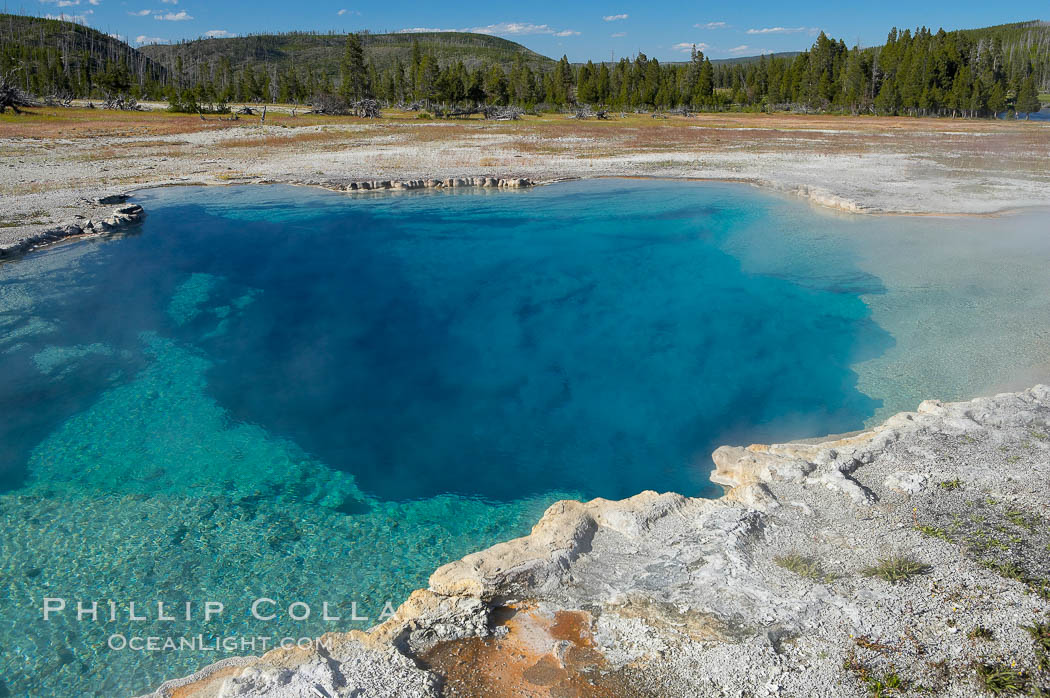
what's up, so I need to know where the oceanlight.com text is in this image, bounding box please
[106,634,335,653]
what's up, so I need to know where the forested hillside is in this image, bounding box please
[0,13,166,97]
[706,21,1050,116]
[357,22,1048,116]
[136,31,554,104]
[1,12,1047,117]
[140,31,553,76]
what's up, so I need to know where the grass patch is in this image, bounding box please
[862,556,931,584]
[843,652,914,697]
[773,552,838,582]
[980,560,1050,600]
[969,625,995,641]
[1024,621,1050,671]
[1005,508,1040,532]
[939,478,964,490]
[973,662,1028,695]
[0,209,49,227]
[982,559,1026,580]
[913,495,1050,601]
[864,671,910,697]
[916,524,951,541]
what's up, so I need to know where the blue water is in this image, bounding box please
[2,180,1048,696]
[999,107,1050,121]
[1,181,890,503]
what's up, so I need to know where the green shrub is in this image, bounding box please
[774,552,838,582]
[968,625,994,641]
[973,662,1027,695]
[861,556,931,583]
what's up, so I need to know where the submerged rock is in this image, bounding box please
[0,202,143,259]
[94,193,129,205]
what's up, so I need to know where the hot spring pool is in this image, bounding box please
[1,180,1048,696]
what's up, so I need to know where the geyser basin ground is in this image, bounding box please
[0,180,1048,696]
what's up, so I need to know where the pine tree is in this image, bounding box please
[484,64,508,105]
[552,55,573,105]
[98,59,131,96]
[595,63,611,104]
[986,81,1006,115]
[693,57,713,107]
[340,33,369,101]
[1016,75,1041,117]
[842,49,867,114]
[577,61,596,104]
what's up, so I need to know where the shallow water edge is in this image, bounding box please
[6,171,1049,265]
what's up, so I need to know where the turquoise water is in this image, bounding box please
[1,180,1049,696]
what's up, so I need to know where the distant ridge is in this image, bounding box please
[0,12,166,94]
[713,51,803,66]
[578,51,803,69]
[138,31,555,79]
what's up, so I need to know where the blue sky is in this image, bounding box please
[22,0,1048,61]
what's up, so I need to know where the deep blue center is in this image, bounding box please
[1,180,889,502]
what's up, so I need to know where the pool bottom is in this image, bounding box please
[2,332,576,697]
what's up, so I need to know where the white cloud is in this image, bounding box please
[746,26,813,35]
[337,8,347,15]
[159,0,178,3]
[728,45,772,55]
[155,10,192,20]
[695,21,727,29]
[602,14,628,22]
[88,0,100,5]
[474,22,577,36]
[135,34,168,44]
[128,9,151,15]
[610,31,626,38]
[45,11,91,24]
[398,22,579,37]
[672,42,710,53]
[205,29,234,38]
